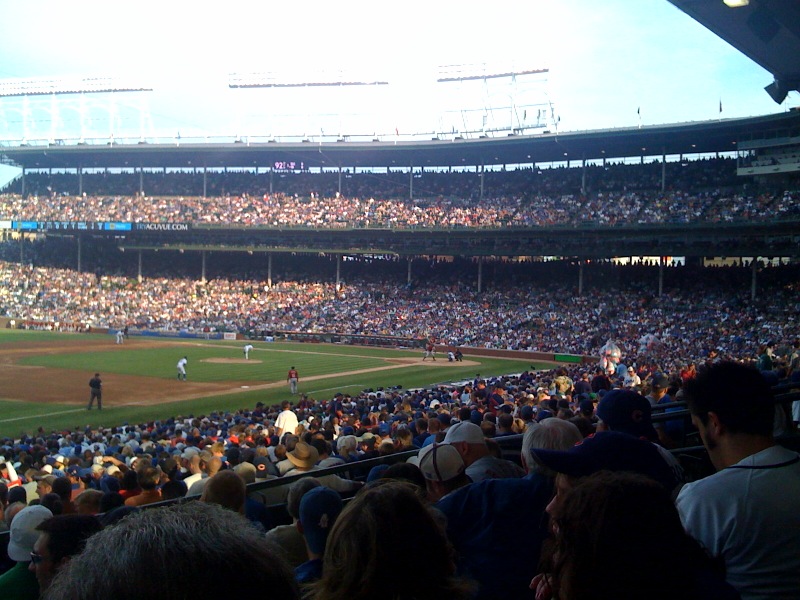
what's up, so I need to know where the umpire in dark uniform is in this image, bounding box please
[88,373,102,410]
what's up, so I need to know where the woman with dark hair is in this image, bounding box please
[309,481,474,600]
[535,471,738,600]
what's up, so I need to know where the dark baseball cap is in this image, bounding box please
[530,431,679,492]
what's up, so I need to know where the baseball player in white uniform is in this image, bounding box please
[177,356,188,381]
[243,344,254,360]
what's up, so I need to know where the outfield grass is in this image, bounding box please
[0,331,550,439]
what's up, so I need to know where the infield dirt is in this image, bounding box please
[0,336,478,407]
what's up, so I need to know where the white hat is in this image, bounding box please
[416,444,465,483]
[53,455,65,465]
[443,421,485,445]
[41,465,53,474]
[8,505,53,561]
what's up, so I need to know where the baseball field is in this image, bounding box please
[0,329,547,439]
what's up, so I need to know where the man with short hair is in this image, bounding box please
[123,466,162,507]
[38,502,300,599]
[30,514,102,596]
[265,478,322,569]
[443,421,524,482]
[73,489,103,515]
[36,475,56,500]
[676,362,800,600]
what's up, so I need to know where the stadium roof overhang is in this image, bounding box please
[668,0,800,103]
[2,111,800,172]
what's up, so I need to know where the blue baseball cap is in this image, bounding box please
[299,487,343,555]
[530,431,680,492]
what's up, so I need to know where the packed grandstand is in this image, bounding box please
[2,158,799,227]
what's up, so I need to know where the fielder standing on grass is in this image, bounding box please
[88,373,102,410]
[287,366,299,394]
[177,356,188,381]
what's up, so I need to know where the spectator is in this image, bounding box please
[677,362,800,599]
[41,502,300,600]
[436,419,583,600]
[200,470,246,514]
[31,514,102,596]
[309,481,474,600]
[537,471,738,599]
[295,486,343,585]
[123,466,162,507]
[0,505,52,600]
[266,478,323,569]
[72,489,103,515]
[413,443,470,502]
[443,421,524,482]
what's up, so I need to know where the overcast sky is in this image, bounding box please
[0,0,797,176]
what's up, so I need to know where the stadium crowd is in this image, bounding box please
[2,157,799,228]
[1,254,798,375]
[1,358,798,598]
[0,156,798,598]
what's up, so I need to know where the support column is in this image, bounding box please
[661,148,666,192]
[335,254,341,291]
[479,164,485,201]
[578,261,584,296]
[137,250,142,283]
[201,251,207,284]
[203,167,208,198]
[407,257,412,285]
[269,168,274,194]
[139,168,144,196]
[658,257,664,297]
[477,257,483,293]
[409,165,413,201]
[267,253,273,289]
[77,237,82,272]
[751,258,758,301]
[581,158,587,195]
[78,167,83,196]
[338,166,343,196]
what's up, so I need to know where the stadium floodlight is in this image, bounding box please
[0,76,152,97]
[437,64,549,83]
[723,0,749,7]
[228,70,389,88]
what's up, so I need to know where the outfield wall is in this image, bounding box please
[0,318,594,364]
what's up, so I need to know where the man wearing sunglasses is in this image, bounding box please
[0,505,52,600]
[29,514,102,596]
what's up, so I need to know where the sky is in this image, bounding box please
[0,0,797,184]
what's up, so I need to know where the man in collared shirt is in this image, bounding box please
[676,362,800,600]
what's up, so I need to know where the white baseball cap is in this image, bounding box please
[8,505,53,561]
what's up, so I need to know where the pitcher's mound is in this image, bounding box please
[202,358,262,364]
